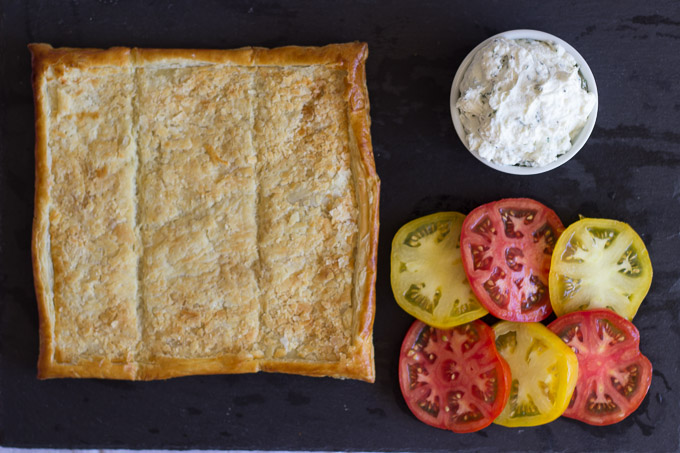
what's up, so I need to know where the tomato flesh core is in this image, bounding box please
[399,320,511,433]
[548,309,652,425]
[461,199,564,322]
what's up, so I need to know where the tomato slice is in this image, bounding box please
[547,309,652,425]
[391,212,488,328]
[492,321,578,427]
[398,319,511,433]
[549,218,653,320]
[460,198,565,322]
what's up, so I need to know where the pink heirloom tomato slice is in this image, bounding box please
[398,319,511,433]
[548,309,652,426]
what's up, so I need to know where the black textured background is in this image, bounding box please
[1,0,679,451]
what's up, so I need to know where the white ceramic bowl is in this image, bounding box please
[450,29,598,175]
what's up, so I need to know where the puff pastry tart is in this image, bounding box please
[30,42,379,381]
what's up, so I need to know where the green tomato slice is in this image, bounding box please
[391,212,488,328]
[549,218,653,320]
[492,321,578,427]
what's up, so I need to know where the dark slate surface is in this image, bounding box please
[1,0,679,451]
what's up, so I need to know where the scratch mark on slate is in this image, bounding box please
[593,124,680,145]
[631,15,680,26]
[657,32,680,40]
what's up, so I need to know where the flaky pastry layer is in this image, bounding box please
[30,42,379,381]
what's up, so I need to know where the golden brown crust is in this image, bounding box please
[130,42,368,69]
[30,42,379,382]
[30,43,53,379]
[345,43,380,384]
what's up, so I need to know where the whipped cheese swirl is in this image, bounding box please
[456,38,596,167]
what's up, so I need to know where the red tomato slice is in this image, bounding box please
[460,198,564,322]
[547,309,653,425]
[398,319,511,433]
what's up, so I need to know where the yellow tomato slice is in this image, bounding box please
[391,212,488,328]
[549,218,653,320]
[492,321,578,427]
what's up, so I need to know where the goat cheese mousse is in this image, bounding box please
[456,38,596,167]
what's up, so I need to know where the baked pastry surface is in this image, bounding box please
[30,42,379,381]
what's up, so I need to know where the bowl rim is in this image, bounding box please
[450,29,599,176]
